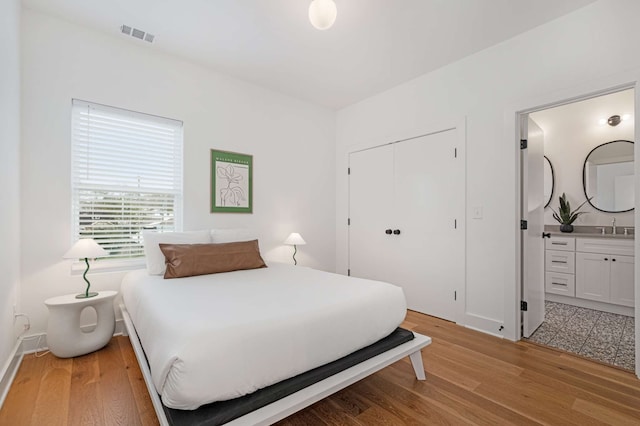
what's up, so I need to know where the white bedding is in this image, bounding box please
[121,263,407,410]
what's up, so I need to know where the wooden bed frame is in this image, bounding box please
[120,303,432,426]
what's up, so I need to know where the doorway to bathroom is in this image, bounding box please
[520,88,636,372]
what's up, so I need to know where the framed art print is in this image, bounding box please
[211,149,253,213]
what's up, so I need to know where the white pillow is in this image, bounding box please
[211,228,258,244]
[142,230,212,275]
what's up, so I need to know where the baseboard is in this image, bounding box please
[0,339,24,410]
[461,313,505,339]
[546,293,634,316]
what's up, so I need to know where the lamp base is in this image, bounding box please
[75,292,99,299]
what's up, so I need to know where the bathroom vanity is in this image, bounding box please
[545,231,634,315]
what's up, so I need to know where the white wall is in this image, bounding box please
[20,9,336,335]
[0,0,21,370]
[531,89,635,227]
[335,0,640,336]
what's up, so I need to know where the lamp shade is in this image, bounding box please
[283,233,306,246]
[309,0,337,30]
[63,239,108,259]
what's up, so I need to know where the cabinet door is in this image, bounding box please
[393,129,463,322]
[575,252,610,302]
[348,145,396,283]
[610,255,635,307]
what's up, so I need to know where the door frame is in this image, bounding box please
[507,70,640,377]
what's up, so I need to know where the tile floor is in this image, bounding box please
[528,301,635,371]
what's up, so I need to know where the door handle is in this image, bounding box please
[385,229,392,235]
[542,232,551,239]
[393,229,401,235]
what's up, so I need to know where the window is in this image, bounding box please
[71,100,183,261]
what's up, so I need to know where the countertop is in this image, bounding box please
[544,225,634,240]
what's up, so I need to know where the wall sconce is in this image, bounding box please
[599,114,631,126]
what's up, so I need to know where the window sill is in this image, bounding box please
[71,258,146,275]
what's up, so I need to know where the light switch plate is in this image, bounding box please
[472,206,483,219]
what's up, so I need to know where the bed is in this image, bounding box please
[120,232,431,425]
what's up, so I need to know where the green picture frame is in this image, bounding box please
[210,149,253,213]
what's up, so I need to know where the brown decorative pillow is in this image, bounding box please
[160,240,267,279]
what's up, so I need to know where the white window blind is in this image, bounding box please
[71,100,183,260]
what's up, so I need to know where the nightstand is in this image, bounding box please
[44,290,117,358]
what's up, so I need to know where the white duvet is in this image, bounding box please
[121,263,406,410]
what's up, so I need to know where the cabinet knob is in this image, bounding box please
[393,229,401,235]
[385,229,392,235]
[542,232,551,239]
[612,258,616,262]
[604,258,608,261]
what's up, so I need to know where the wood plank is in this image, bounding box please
[327,385,370,417]
[357,374,476,425]
[275,406,327,425]
[97,338,143,426]
[30,354,73,426]
[68,351,105,426]
[572,397,640,426]
[381,363,538,426]
[118,335,159,426]
[0,354,46,425]
[308,397,363,425]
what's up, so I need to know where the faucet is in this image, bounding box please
[612,217,616,235]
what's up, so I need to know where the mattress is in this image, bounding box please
[121,263,407,410]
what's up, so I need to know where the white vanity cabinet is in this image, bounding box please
[545,237,576,297]
[545,236,634,308]
[575,237,635,307]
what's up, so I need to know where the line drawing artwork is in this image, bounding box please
[217,163,247,207]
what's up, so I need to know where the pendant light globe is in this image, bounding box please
[309,0,337,30]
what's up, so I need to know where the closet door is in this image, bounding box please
[348,145,395,283]
[393,130,463,321]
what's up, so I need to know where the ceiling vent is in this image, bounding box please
[120,24,155,43]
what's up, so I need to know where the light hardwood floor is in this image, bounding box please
[2,310,640,425]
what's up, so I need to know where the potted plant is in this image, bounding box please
[551,193,590,233]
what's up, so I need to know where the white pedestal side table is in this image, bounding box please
[44,290,117,358]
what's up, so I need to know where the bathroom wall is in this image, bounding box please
[531,89,635,228]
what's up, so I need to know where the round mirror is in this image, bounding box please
[543,156,554,208]
[583,140,634,212]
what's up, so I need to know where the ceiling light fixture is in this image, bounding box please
[309,0,337,30]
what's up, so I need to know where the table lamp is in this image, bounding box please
[63,239,108,299]
[283,233,306,266]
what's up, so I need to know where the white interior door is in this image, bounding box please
[348,145,395,283]
[393,130,463,321]
[522,117,545,337]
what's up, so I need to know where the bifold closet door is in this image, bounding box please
[349,129,463,322]
[348,144,395,284]
[393,130,463,321]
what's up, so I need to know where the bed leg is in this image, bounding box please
[409,350,426,380]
